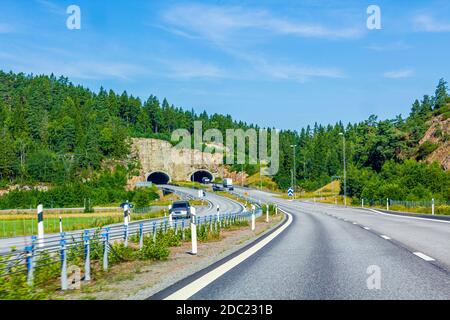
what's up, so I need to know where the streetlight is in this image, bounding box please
[290,145,297,195]
[339,133,347,206]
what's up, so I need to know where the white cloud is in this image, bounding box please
[162,4,363,44]
[165,60,227,79]
[1,53,144,80]
[383,69,414,79]
[258,61,345,82]
[413,15,450,32]
[366,41,412,52]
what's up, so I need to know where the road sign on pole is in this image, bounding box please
[287,187,294,197]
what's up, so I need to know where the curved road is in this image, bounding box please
[0,186,244,253]
[158,187,450,300]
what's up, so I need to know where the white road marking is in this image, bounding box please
[369,209,450,224]
[164,210,293,300]
[363,227,371,230]
[413,252,435,262]
[380,235,391,240]
[352,222,358,225]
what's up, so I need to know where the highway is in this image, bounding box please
[157,187,450,300]
[0,185,244,253]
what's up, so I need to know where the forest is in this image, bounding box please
[0,70,449,208]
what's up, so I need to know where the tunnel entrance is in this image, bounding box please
[191,170,214,183]
[147,172,170,185]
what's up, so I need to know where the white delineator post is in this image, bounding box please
[275,204,278,215]
[124,203,129,247]
[432,198,435,216]
[386,198,389,211]
[251,206,256,231]
[169,213,173,228]
[59,216,63,233]
[362,199,364,208]
[216,205,220,227]
[190,207,197,255]
[37,204,44,248]
[266,205,269,223]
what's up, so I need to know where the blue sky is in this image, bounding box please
[0,0,449,130]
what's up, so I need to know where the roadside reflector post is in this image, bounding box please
[37,204,44,248]
[152,222,157,243]
[216,205,220,228]
[59,216,63,233]
[432,198,435,215]
[84,230,91,282]
[362,198,364,208]
[275,204,278,215]
[386,198,389,211]
[139,223,144,249]
[266,205,269,223]
[251,209,256,231]
[123,203,129,247]
[169,213,173,228]
[190,207,197,255]
[60,238,68,290]
[26,236,36,286]
[102,228,109,271]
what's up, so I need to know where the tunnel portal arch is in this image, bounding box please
[147,171,171,185]
[190,170,214,183]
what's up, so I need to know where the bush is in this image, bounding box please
[138,236,169,261]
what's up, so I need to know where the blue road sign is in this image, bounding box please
[287,187,294,197]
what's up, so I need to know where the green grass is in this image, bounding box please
[0,211,167,238]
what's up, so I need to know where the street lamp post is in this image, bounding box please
[339,133,347,206]
[290,145,297,196]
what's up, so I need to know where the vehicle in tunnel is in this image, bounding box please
[147,171,170,185]
[191,170,214,184]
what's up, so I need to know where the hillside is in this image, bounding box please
[419,114,450,170]
[0,71,449,208]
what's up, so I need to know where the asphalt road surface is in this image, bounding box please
[165,187,450,300]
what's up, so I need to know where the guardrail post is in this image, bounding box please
[182,219,185,241]
[84,230,91,282]
[37,204,44,248]
[432,198,435,215]
[60,238,68,290]
[139,223,144,249]
[190,208,197,255]
[26,236,36,286]
[102,228,109,271]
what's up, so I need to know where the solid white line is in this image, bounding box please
[164,210,293,300]
[363,227,371,230]
[413,252,435,261]
[380,235,391,240]
[352,222,358,225]
[369,209,450,224]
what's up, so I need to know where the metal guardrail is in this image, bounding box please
[0,189,266,290]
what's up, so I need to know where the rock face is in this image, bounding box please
[131,138,224,182]
[420,115,450,171]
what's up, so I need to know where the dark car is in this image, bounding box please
[212,184,225,191]
[169,201,191,219]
